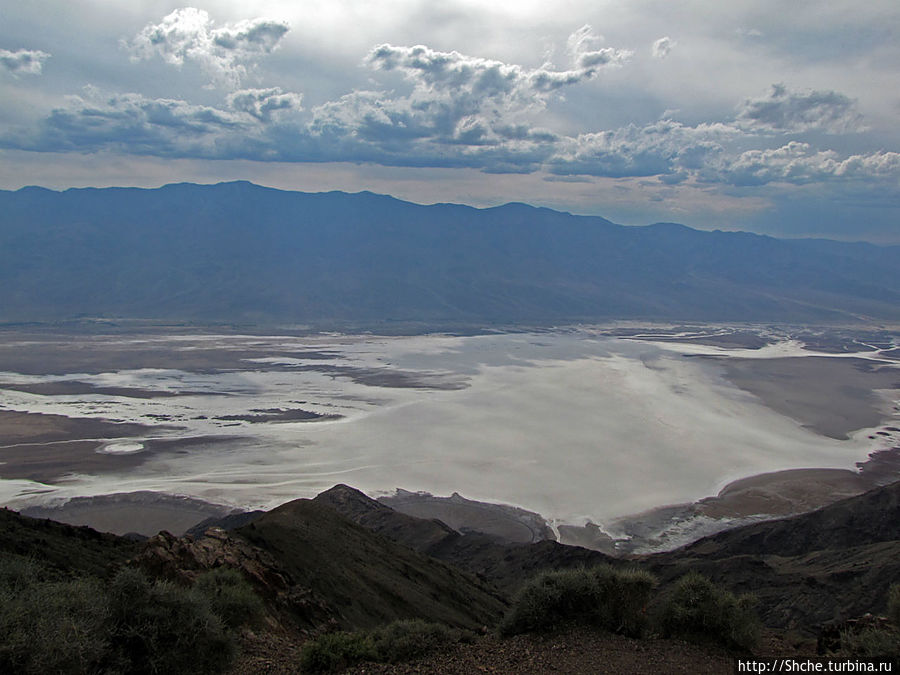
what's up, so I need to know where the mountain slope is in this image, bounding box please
[676,479,900,559]
[1,181,898,324]
[313,485,615,595]
[4,479,900,638]
[645,481,900,631]
[234,497,507,631]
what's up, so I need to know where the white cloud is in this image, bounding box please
[546,120,734,178]
[0,48,50,76]
[708,141,900,186]
[311,30,629,151]
[3,89,249,156]
[227,88,303,121]
[125,8,289,88]
[651,37,674,59]
[5,26,898,195]
[736,83,864,134]
[567,25,632,69]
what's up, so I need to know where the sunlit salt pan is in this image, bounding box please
[0,330,897,528]
[96,442,145,455]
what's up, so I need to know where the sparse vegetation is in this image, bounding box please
[193,567,265,630]
[106,566,235,674]
[499,565,656,638]
[0,556,110,674]
[299,631,377,673]
[0,556,264,674]
[299,619,472,673]
[839,626,900,660]
[837,583,900,660]
[889,583,900,627]
[656,572,760,651]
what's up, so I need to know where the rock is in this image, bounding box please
[128,526,333,630]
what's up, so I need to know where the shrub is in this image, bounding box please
[0,560,263,674]
[107,567,235,675]
[0,555,46,592]
[500,565,656,637]
[370,619,468,663]
[299,619,472,673]
[840,627,900,660]
[656,572,760,650]
[299,631,377,674]
[888,584,900,628]
[193,567,264,629]
[0,572,109,674]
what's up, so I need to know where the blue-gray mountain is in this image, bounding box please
[1,181,898,324]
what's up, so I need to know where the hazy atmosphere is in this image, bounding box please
[2,1,899,241]
[3,4,900,671]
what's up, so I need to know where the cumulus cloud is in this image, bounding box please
[0,48,50,76]
[546,120,735,178]
[226,87,303,121]
[125,8,289,88]
[711,141,900,186]
[736,83,864,134]
[567,25,633,69]
[312,28,629,153]
[9,84,899,190]
[367,28,629,100]
[9,27,897,192]
[651,37,674,59]
[3,89,250,156]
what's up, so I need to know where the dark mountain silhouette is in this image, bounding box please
[1,181,898,324]
[233,497,507,631]
[644,480,900,630]
[3,480,899,639]
[316,482,900,632]
[313,484,614,596]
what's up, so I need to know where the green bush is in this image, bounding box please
[500,565,656,637]
[0,559,264,674]
[0,568,109,674]
[0,554,47,592]
[840,626,900,660]
[888,584,900,628]
[299,631,377,674]
[299,619,472,673]
[193,567,264,629]
[656,572,760,650]
[107,567,235,675]
[370,619,468,663]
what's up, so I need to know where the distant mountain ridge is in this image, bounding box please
[1,181,898,324]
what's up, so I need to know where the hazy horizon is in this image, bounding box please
[2,2,899,243]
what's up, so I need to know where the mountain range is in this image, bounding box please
[1,181,898,325]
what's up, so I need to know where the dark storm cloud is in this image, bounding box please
[736,84,864,134]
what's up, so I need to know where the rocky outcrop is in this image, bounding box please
[129,527,333,630]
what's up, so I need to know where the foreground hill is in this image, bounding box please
[3,480,899,672]
[644,480,900,631]
[1,181,899,324]
[314,483,900,633]
[232,497,507,631]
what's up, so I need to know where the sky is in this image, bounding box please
[0,1,898,242]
